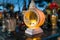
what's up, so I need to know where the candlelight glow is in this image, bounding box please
[30,20,37,26]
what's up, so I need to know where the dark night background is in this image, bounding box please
[0,0,52,12]
[0,0,60,40]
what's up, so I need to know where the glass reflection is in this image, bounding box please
[26,36,41,40]
[24,11,38,27]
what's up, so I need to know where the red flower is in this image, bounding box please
[49,2,58,10]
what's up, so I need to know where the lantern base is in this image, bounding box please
[25,28,43,35]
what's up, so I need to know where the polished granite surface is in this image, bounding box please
[0,25,60,40]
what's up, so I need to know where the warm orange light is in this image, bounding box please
[33,38,37,40]
[0,12,2,19]
[34,8,45,27]
[23,7,45,29]
[33,37,41,40]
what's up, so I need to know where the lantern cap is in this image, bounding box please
[29,0,35,9]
